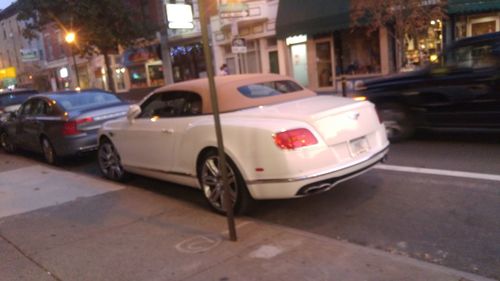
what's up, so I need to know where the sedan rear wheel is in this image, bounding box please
[41,137,58,165]
[378,104,415,142]
[198,151,253,215]
[0,131,15,153]
[98,140,128,181]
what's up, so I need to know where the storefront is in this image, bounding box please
[210,0,284,77]
[446,0,500,44]
[122,44,164,89]
[276,0,391,92]
[170,43,206,82]
[402,20,443,71]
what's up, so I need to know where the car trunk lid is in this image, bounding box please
[232,96,381,145]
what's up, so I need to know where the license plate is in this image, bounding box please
[349,137,369,156]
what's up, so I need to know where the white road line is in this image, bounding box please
[375,164,500,182]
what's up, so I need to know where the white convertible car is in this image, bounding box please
[97,74,389,213]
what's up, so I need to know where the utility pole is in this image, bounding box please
[199,0,237,242]
[160,0,174,85]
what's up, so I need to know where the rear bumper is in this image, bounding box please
[52,132,98,156]
[246,145,389,200]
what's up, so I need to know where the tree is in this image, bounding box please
[351,0,446,71]
[17,0,156,92]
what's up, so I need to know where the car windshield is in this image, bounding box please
[0,91,38,107]
[55,91,122,111]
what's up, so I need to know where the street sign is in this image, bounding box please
[219,3,249,18]
[20,49,39,62]
[220,10,248,18]
[231,37,247,54]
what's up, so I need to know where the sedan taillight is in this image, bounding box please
[62,117,93,136]
[273,128,318,150]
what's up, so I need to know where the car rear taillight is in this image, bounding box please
[273,128,318,150]
[62,117,93,136]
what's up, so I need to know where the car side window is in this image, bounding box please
[446,43,495,70]
[32,99,48,116]
[139,91,202,119]
[19,100,36,116]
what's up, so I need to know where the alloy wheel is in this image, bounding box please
[41,138,56,164]
[98,142,125,181]
[200,154,238,213]
[0,131,14,153]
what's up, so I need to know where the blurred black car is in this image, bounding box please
[0,90,129,164]
[0,89,38,122]
[356,32,500,141]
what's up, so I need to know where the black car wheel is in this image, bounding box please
[198,150,254,215]
[377,104,415,142]
[0,131,15,153]
[41,137,59,165]
[98,140,128,181]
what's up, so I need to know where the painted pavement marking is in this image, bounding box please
[375,164,500,182]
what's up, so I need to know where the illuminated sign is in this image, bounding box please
[0,67,16,79]
[166,4,194,29]
[59,67,69,78]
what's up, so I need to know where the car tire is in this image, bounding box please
[98,139,129,182]
[198,150,254,215]
[377,103,415,142]
[0,131,15,153]
[41,137,59,165]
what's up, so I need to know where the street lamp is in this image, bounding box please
[65,31,80,89]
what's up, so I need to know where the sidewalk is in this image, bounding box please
[0,164,495,281]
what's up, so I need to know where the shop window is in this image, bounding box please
[268,51,279,74]
[290,43,308,86]
[445,43,496,69]
[334,29,381,75]
[115,67,127,91]
[129,65,147,88]
[403,21,443,70]
[471,21,497,36]
[316,41,333,87]
[148,64,164,87]
[171,43,206,82]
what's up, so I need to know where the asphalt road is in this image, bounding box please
[1,131,499,279]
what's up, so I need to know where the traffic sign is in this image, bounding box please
[232,37,247,54]
[220,10,248,18]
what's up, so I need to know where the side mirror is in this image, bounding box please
[8,111,17,119]
[127,104,141,123]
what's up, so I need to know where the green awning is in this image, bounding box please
[276,0,351,39]
[448,0,500,15]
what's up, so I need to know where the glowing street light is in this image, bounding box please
[65,32,76,44]
[65,31,80,88]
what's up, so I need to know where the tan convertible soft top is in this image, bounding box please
[151,74,316,114]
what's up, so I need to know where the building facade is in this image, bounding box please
[0,3,45,89]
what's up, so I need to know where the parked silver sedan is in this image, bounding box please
[0,90,129,164]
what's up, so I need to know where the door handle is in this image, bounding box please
[161,129,174,134]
